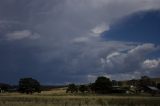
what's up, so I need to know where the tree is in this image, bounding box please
[139,76,156,87]
[79,85,89,93]
[19,78,41,94]
[94,76,112,94]
[157,83,160,89]
[0,83,10,91]
[138,76,156,92]
[66,84,78,93]
[88,83,96,93]
[0,83,11,92]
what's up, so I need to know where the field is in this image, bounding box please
[0,89,160,106]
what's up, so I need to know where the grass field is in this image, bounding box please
[0,89,160,106]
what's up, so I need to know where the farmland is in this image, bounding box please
[0,89,160,106]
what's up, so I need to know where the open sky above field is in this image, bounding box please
[0,0,160,84]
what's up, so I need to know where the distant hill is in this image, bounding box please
[0,83,11,87]
[116,77,160,87]
[41,85,67,91]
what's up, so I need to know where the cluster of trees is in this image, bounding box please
[66,84,91,93]
[66,76,160,94]
[66,76,112,94]
[138,76,156,90]
[0,83,11,92]
[16,76,160,95]
[1,76,160,95]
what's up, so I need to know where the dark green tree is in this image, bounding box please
[79,85,89,93]
[88,83,96,93]
[138,76,156,92]
[157,83,160,89]
[94,76,112,94]
[0,83,11,92]
[139,76,156,87]
[66,84,78,93]
[19,78,41,94]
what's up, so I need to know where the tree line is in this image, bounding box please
[0,76,160,94]
[66,76,112,94]
[66,76,160,94]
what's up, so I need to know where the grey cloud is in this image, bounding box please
[101,43,159,78]
[0,0,160,84]
[5,30,40,41]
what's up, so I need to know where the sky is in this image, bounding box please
[0,0,160,85]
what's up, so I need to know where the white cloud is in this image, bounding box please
[101,43,159,74]
[129,43,157,54]
[91,23,110,37]
[106,52,120,60]
[6,30,40,41]
[142,59,160,69]
[73,37,89,43]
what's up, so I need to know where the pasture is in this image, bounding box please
[0,89,160,106]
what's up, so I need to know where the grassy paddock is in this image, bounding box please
[0,95,160,106]
[0,89,160,106]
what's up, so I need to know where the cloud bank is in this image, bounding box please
[0,0,160,84]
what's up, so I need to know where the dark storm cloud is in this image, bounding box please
[0,0,160,84]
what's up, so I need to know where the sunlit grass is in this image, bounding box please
[0,89,160,106]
